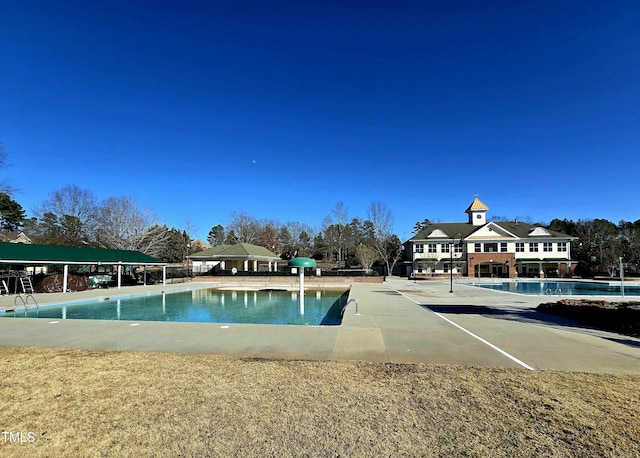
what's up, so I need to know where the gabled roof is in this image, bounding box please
[0,242,165,265]
[407,221,573,243]
[467,221,519,239]
[408,197,574,244]
[528,227,551,236]
[409,222,479,241]
[427,229,448,238]
[188,243,280,261]
[491,221,572,239]
[0,231,32,244]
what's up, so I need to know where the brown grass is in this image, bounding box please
[1,347,639,457]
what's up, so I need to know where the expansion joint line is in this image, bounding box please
[390,287,535,371]
[369,315,393,363]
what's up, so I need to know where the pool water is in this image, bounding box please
[469,281,640,296]
[1,288,350,326]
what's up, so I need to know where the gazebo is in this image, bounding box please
[0,242,166,293]
[187,243,281,274]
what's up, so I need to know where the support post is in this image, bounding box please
[449,248,453,293]
[63,264,69,294]
[299,268,305,314]
[620,257,625,297]
[449,234,461,293]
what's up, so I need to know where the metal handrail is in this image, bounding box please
[544,288,562,296]
[14,294,39,311]
[341,298,359,317]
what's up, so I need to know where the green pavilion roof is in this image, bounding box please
[0,242,165,265]
[188,243,280,261]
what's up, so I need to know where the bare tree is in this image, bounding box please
[96,196,160,252]
[34,185,99,245]
[619,220,640,271]
[355,244,377,272]
[284,221,316,246]
[367,201,401,276]
[286,221,316,257]
[331,201,349,226]
[0,143,14,195]
[228,211,260,244]
[321,202,350,263]
[139,225,173,258]
[183,219,198,254]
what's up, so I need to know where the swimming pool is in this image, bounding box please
[468,280,640,296]
[0,288,350,326]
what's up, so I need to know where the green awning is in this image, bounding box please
[0,242,165,265]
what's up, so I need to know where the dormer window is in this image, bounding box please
[529,227,551,236]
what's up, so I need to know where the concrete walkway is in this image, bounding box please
[1,278,639,373]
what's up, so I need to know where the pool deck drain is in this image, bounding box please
[1,278,640,373]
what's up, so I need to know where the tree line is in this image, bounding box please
[3,185,640,275]
[1,180,401,272]
[1,185,191,263]
[548,218,640,277]
[2,145,639,273]
[207,201,403,275]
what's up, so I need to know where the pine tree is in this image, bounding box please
[0,192,26,232]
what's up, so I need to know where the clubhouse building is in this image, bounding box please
[404,197,576,278]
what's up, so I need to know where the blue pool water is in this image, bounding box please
[469,281,640,296]
[1,288,350,326]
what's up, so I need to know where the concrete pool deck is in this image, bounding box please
[1,278,640,373]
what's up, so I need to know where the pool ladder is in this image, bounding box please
[14,294,39,312]
[341,298,359,317]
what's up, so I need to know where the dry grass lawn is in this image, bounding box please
[1,347,639,457]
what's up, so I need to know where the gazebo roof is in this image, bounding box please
[187,243,280,261]
[0,242,165,265]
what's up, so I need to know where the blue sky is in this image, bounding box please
[1,1,639,242]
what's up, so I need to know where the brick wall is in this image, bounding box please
[468,253,517,278]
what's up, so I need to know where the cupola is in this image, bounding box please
[465,196,489,226]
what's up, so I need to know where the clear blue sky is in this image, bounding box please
[1,1,639,242]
